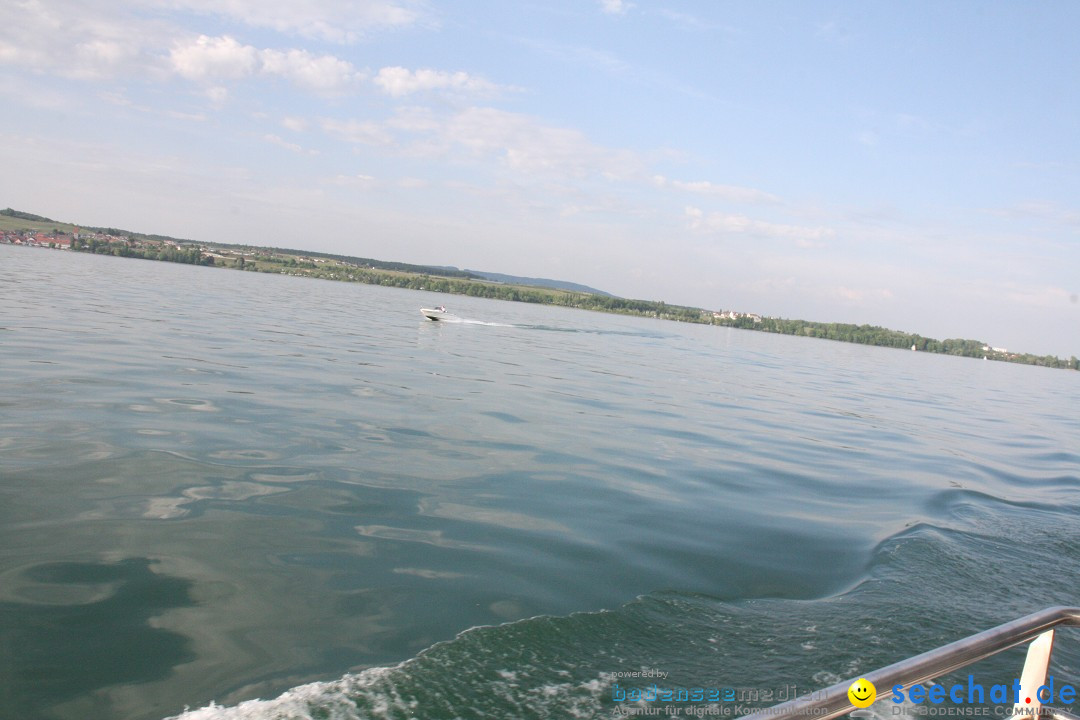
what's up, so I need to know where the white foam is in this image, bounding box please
[166,619,612,720]
[166,666,403,720]
[459,319,514,327]
[167,657,610,720]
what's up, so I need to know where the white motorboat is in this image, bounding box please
[420,306,452,321]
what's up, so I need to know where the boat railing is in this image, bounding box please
[741,606,1080,720]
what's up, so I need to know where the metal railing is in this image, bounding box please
[742,606,1080,720]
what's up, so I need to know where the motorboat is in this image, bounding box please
[420,306,452,321]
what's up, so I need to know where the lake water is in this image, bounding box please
[2,244,1079,720]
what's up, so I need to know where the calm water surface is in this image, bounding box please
[1,245,1079,720]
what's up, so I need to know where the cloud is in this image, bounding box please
[519,37,631,78]
[0,0,416,91]
[373,67,499,97]
[857,130,879,146]
[160,0,422,44]
[321,118,393,146]
[655,8,736,33]
[599,0,632,15]
[897,113,931,132]
[72,40,136,78]
[166,110,209,122]
[990,200,1080,227]
[439,107,640,179]
[686,206,834,244]
[169,35,362,93]
[259,48,361,93]
[327,173,377,188]
[0,74,72,110]
[653,175,780,204]
[322,105,644,183]
[282,116,308,132]
[263,133,317,154]
[206,86,229,105]
[814,20,851,44]
[0,0,171,80]
[1002,283,1075,309]
[832,286,894,303]
[170,35,259,80]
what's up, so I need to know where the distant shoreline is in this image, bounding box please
[2,210,1076,372]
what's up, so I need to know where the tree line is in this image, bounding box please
[722,315,1078,369]
[206,241,478,279]
[71,237,214,266]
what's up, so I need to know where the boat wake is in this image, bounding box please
[458,318,514,327]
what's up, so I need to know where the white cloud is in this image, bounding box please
[166,109,209,122]
[327,173,377,187]
[991,200,1080,227]
[169,36,361,93]
[282,116,308,132]
[384,105,435,131]
[599,0,632,15]
[320,105,648,190]
[382,105,641,180]
[519,37,631,78]
[0,75,72,110]
[832,286,894,303]
[0,0,413,91]
[206,86,229,105]
[653,175,780,204]
[441,107,640,179]
[686,206,834,244]
[263,133,314,154]
[170,35,259,80]
[655,8,735,33]
[321,118,393,146]
[259,48,361,93]
[897,113,931,132]
[0,0,173,79]
[1003,283,1075,309]
[374,66,498,97]
[159,0,422,44]
[72,40,136,78]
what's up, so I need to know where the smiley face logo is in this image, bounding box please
[848,678,876,708]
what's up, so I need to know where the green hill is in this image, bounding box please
[0,208,78,234]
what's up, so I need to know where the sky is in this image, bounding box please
[1,1,1078,358]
